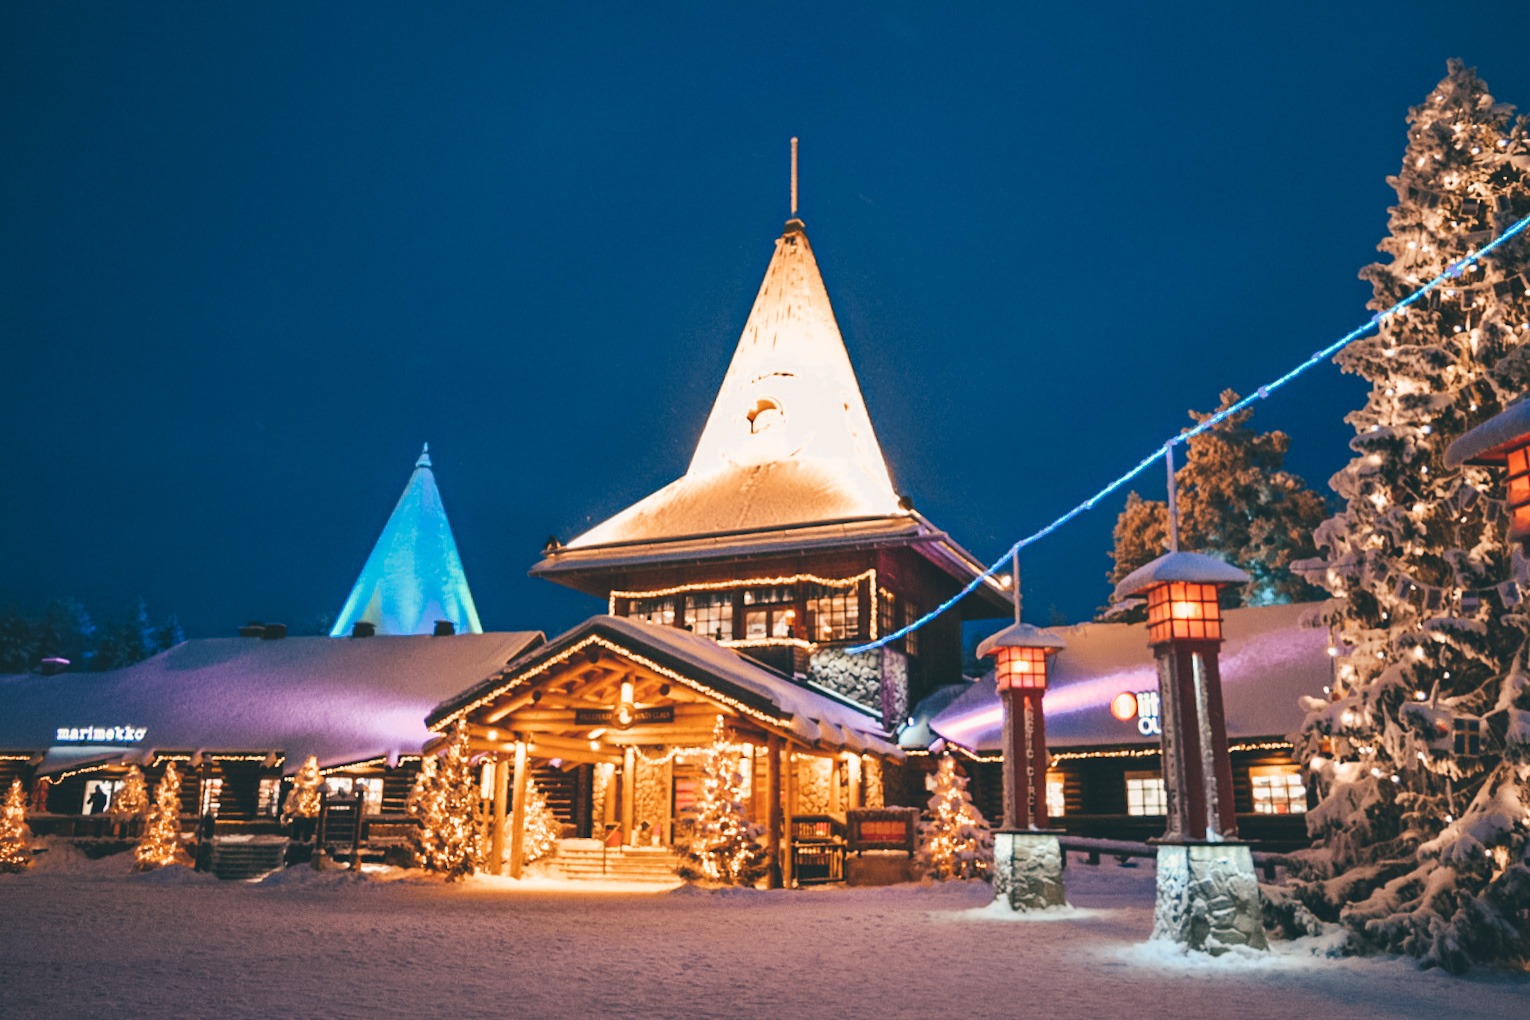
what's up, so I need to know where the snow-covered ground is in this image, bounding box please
[2,845,1525,1019]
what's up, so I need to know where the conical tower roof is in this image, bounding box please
[566,218,902,549]
[331,445,483,637]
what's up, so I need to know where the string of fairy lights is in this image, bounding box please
[848,211,1530,656]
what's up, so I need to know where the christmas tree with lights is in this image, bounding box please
[676,719,768,886]
[135,763,184,870]
[282,755,323,826]
[407,721,485,880]
[109,765,149,834]
[916,754,992,881]
[1,779,34,873]
[513,778,561,867]
[1285,60,1530,971]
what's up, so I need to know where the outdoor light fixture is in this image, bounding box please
[1446,396,1530,550]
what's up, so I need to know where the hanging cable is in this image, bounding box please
[848,212,1530,655]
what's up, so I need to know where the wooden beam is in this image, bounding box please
[489,754,509,876]
[785,746,797,889]
[508,740,529,879]
[766,733,783,889]
[846,754,862,810]
[621,746,636,847]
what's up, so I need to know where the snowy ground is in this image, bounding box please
[2,846,1526,1020]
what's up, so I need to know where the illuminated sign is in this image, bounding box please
[55,725,147,744]
[1111,692,1160,737]
[574,706,674,729]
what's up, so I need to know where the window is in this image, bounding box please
[1046,771,1066,818]
[82,778,123,815]
[904,600,921,657]
[743,587,796,640]
[257,778,282,817]
[198,777,223,816]
[325,776,382,813]
[628,596,676,627]
[684,592,734,641]
[1453,718,1482,755]
[1249,765,1306,815]
[1125,771,1167,816]
[878,587,899,642]
[806,584,860,642]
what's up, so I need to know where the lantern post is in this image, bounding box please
[975,559,1067,910]
[1113,446,1267,952]
[1445,397,1530,552]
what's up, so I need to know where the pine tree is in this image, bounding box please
[110,766,150,833]
[916,754,993,881]
[282,755,323,829]
[514,778,561,867]
[0,779,34,873]
[1286,61,1530,971]
[406,721,485,880]
[1104,391,1328,619]
[135,763,184,870]
[675,718,769,886]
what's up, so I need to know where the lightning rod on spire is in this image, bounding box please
[790,137,799,216]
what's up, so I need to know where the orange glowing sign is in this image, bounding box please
[1110,692,1139,722]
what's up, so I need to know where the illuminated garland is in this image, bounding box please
[848,212,1530,655]
[609,568,876,606]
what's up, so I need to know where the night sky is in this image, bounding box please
[6,4,1530,641]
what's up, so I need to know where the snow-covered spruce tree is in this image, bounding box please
[109,765,149,835]
[916,754,993,881]
[676,718,769,886]
[1,779,34,873]
[282,755,322,829]
[406,721,485,880]
[135,763,184,870]
[1286,61,1530,971]
[1104,391,1327,620]
[513,778,561,867]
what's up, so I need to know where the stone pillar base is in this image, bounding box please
[1152,842,1268,953]
[992,830,1066,910]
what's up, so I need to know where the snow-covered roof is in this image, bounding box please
[561,219,901,552]
[924,602,1330,753]
[1112,551,1251,601]
[331,445,483,637]
[430,615,902,758]
[1444,397,1530,467]
[0,632,543,771]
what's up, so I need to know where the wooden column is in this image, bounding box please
[490,756,510,875]
[507,740,529,879]
[829,757,842,814]
[766,733,783,889]
[846,754,862,810]
[621,746,636,847]
[784,746,797,888]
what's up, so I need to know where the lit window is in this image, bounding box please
[878,587,899,642]
[1125,771,1167,816]
[806,584,860,642]
[904,600,921,657]
[1508,447,1530,539]
[82,778,123,815]
[1249,765,1306,815]
[1453,718,1482,755]
[325,776,382,813]
[1046,771,1066,818]
[257,778,282,817]
[199,777,223,816]
[684,592,734,641]
[628,596,676,627]
[742,587,796,640]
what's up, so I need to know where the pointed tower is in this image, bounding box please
[533,147,1008,723]
[331,445,483,637]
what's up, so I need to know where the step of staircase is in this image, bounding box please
[210,839,287,881]
[552,840,680,883]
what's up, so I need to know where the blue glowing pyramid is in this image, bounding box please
[330,445,483,637]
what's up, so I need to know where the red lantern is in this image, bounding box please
[994,644,1050,690]
[1145,580,1224,644]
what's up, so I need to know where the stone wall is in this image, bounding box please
[807,646,909,728]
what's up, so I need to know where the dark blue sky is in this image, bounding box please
[5,4,1530,639]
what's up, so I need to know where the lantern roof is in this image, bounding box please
[331,445,484,637]
[1445,397,1530,467]
[975,622,1067,658]
[1112,551,1249,602]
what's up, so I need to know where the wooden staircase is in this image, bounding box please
[552,839,680,884]
[209,837,287,880]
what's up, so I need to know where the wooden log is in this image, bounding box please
[508,741,529,879]
[621,746,636,847]
[846,754,863,810]
[766,734,783,889]
[490,755,509,876]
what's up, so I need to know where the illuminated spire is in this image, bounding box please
[567,200,902,548]
[330,445,483,637]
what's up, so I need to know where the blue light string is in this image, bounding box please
[848,212,1530,656]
